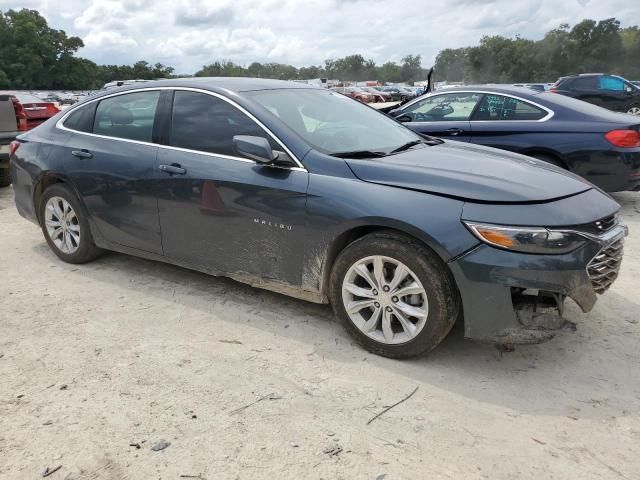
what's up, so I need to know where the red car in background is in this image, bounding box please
[0,91,60,187]
[331,86,385,103]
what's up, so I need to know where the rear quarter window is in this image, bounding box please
[63,103,97,133]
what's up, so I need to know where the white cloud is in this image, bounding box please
[1,0,639,72]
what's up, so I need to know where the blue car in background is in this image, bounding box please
[388,85,640,192]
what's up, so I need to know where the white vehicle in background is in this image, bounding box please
[102,79,151,90]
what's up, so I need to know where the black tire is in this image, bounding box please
[329,231,460,359]
[529,153,565,169]
[0,169,10,187]
[39,183,103,264]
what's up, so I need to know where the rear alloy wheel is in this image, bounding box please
[627,105,640,116]
[330,231,460,358]
[40,184,103,264]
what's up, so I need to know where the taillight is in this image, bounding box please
[46,103,60,115]
[11,97,28,131]
[8,141,20,158]
[549,88,559,93]
[605,130,640,148]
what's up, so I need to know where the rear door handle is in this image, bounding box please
[159,163,186,175]
[446,128,463,136]
[71,149,93,159]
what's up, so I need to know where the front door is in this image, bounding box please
[156,90,308,285]
[395,92,483,141]
[62,90,163,254]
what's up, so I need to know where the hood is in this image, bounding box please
[345,141,592,203]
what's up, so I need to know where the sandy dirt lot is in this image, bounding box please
[1,186,639,480]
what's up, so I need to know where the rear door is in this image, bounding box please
[468,93,551,152]
[393,92,482,141]
[597,76,634,112]
[62,90,163,254]
[155,89,308,285]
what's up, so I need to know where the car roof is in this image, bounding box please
[101,77,317,95]
[431,85,543,96]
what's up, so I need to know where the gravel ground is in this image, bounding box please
[1,186,639,480]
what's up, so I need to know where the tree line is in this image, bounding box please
[434,18,640,84]
[1,9,639,90]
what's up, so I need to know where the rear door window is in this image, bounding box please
[93,91,160,142]
[571,77,598,90]
[472,94,547,121]
[402,93,482,122]
[169,90,279,157]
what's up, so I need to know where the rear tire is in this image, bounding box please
[40,184,103,264]
[329,231,460,359]
[0,169,10,187]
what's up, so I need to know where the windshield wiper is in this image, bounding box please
[330,150,387,159]
[389,140,425,154]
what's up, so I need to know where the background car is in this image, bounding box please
[376,86,416,102]
[331,86,377,103]
[550,74,640,115]
[9,78,626,358]
[360,86,391,102]
[388,85,640,192]
[0,91,59,187]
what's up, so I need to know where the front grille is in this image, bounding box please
[587,239,624,294]
[570,215,618,236]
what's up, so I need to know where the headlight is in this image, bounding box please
[463,222,587,254]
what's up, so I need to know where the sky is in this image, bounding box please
[2,0,640,73]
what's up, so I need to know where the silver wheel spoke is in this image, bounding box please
[395,301,428,319]
[393,281,424,297]
[392,307,417,338]
[68,223,80,233]
[382,309,394,343]
[51,226,63,239]
[362,307,382,333]
[346,299,375,315]
[387,264,408,292]
[355,263,378,290]
[373,256,386,289]
[343,282,376,299]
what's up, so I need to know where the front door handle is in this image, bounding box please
[71,149,93,159]
[159,163,186,175]
[446,128,463,136]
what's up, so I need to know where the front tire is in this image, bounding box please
[627,105,640,116]
[329,231,460,358]
[40,184,103,264]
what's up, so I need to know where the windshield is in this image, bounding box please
[246,88,420,155]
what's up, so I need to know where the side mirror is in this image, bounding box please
[626,86,634,94]
[396,114,413,123]
[233,135,278,164]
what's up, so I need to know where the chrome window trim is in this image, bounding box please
[400,90,555,123]
[55,86,307,171]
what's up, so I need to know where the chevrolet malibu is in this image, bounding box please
[10,78,627,358]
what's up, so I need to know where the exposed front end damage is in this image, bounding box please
[448,221,628,347]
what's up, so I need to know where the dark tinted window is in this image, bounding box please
[94,91,160,142]
[472,94,547,121]
[170,91,277,157]
[571,76,598,90]
[63,104,96,133]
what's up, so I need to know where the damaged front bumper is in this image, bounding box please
[448,222,628,346]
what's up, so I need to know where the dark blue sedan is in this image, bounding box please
[9,78,627,358]
[388,86,640,192]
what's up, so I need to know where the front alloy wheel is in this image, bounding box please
[342,255,429,344]
[329,231,460,358]
[627,106,640,116]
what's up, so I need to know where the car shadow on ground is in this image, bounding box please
[30,236,640,419]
